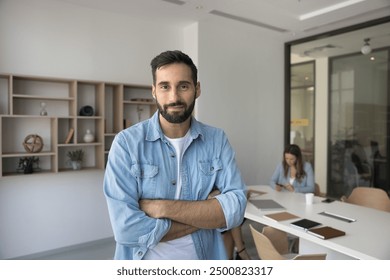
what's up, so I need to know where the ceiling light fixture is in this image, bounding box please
[361,38,372,55]
[299,0,365,21]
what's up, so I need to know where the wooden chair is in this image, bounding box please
[249,224,327,260]
[262,225,299,254]
[342,186,390,212]
[314,183,325,197]
[262,226,289,255]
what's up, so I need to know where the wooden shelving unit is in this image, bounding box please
[0,74,154,177]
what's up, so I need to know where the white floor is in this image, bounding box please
[15,220,261,260]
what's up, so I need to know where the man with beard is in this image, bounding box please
[104,50,246,260]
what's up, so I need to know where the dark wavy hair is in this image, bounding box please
[282,144,306,182]
[150,50,198,86]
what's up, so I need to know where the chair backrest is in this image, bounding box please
[346,187,390,212]
[261,226,289,255]
[249,224,285,260]
[293,254,327,260]
[250,224,327,260]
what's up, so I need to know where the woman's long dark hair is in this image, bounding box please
[282,144,306,182]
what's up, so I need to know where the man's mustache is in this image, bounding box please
[164,102,186,108]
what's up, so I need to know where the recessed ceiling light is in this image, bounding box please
[299,0,366,21]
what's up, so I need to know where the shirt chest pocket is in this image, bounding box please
[199,158,222,188]
[130,163,159,197]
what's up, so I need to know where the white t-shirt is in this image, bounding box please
[143,131,198,260]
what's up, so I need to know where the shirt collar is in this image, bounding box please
[146,111,204,142]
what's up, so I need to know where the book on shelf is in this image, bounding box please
[64,128,74,144]
[307,226,346,240]
[123,119,132,128]
[249,199,285,211]
[264,211,300,222]
[290,218,321,231]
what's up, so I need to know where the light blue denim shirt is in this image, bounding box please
[103,112,247,260]
[269,162,315,193]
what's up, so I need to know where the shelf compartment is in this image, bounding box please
[57,145,104,171]
[122,85,155,129]
[1,116,55,154]
[123,85,151,101]
[12,98,74,117]
[104,134,115,153]
[58,117,77,145]
[0,75,10,115]
[13,76,74,96]
[2,154,56,176]
[104,83,122,134]
[77,82,104,117]
[123,103,157,127]
[76,117,104,144]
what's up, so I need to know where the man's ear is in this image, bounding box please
[152,85,156,99]
[195,82,201,99]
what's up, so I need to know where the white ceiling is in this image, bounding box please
[55,0,390,59]
[292,20,390,59]
[55,0,390,39]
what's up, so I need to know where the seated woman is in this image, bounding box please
[222,225,251,260]
[270,144,314,193]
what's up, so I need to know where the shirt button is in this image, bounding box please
[171,154,175,158]
[171,180,176,186]
[138,251,143,256]
[210,167,214,171]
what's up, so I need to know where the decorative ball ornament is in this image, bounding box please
[23,134,44,153]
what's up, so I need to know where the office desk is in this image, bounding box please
[245,185,390,260]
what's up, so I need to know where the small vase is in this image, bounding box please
[71,161,81,170]
[83,129,94,143]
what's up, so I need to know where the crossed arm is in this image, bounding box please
[140,197,226,242]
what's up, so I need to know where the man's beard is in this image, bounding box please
[157,98,195,124]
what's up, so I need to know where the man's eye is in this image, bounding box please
[180,84,189,90]
[160,85,169,90]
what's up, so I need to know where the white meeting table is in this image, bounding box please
[245,185,390,260]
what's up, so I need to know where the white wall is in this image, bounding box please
[0,171,110,258]
[0,0,286,259]
[0,0,183,84]
[196,17,285,185]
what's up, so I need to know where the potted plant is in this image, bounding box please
[18,157,40,174]
[67,149,84,170]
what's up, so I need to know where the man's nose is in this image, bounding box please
[168,87,180,102]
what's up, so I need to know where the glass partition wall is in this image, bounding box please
[286,16,390,198]
[329,50,389,197]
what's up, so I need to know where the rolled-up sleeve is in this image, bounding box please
[103,133,170,259]
[213,133,247,231]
